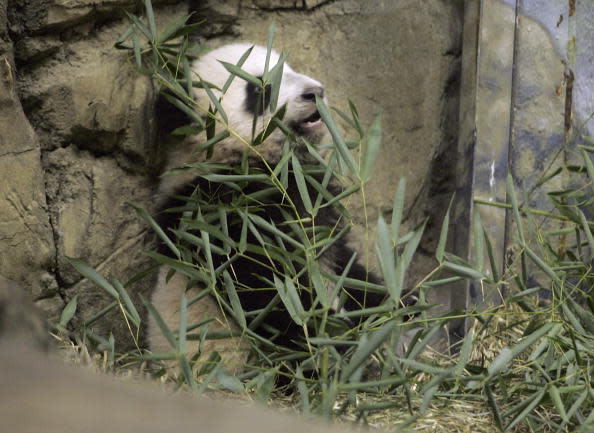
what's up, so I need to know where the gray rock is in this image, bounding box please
[0,37,57,303]
[2,0,464,346]
[0,276,50,350]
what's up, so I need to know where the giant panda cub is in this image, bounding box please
[148,43,397,375]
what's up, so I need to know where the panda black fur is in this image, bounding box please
[148,43,388,373]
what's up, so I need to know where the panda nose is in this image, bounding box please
[301,86,324,102]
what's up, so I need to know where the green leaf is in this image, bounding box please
[66,257,119,299]
[308,255,329,308]
[391,178,406,244]
[505,389,545,431]
[581,149,594,196]
[142,294,177,350]
[254,104,286,146]
[473,207,485,272]
[247,213,304,250]
[112,277,141,328]
[161,92,205,128]
[145,252,210,284]
[239,212,248,253]
[315,96,358,175]
[291,154,313,215]
[254,369,277,403]
[156,14,191,44]
[341,320,395,381]
[132,30,142,69]
[487,347,513,377]
[376,216,400,303]
[578,208,594,262]
[59,295,78,328]
[273,275,306,326]
[144,0,157,39]
[179,354,198,391]
[182,50,194,100]
[360,113,382,182]
[419,385,438,414]
[331,106,362,138]
[114,24,134,48]
[443,261,484,281]
[512,322,555,357]
[485,384,504,430]
[400,220,426,270]
[522,244,562,285]
[178,294,188,354]
[436,194,454,263]
[263,21,276,80]
[216,368,244,392]
[130,202,180,258]
[222,46,253,94]
[454,325,473,374]
[223,271,246,329]
[549,384,568,422]
[124,11,152,42]
[203,81,228,124]
[220,61,261,87]
[507,174,525,244]
[200,229,215,286]
[483,226,500,282]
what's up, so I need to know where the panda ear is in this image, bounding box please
[244,79,272,116]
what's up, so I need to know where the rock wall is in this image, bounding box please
[1,0,464,344]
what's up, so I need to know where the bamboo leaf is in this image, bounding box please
[221,46,253,94]
[291,154,313,215]
[578,208,594,262]
[156,13,190,44]
[443,261,485,281]
[391,178,406,244]
[436,195,454,263]
[341,320,395,381]
[522,244,562,285]
[505,389,545,431]
[308,256,329,309]
[112,277,141,327]
[507,174,525,244]
[144,0,157,39]
[549,385,568,422]
[315,96,357,174]
[473,207,485,272]
[66,257,119,299]
[223,271,246,329]
[161,92,205,128]
[487,347,513,377]
[202,81,228,124]
[59,295,78,328]
[142,295,177,350]
[220,61,261,86]
[263,21,276,80]
[376,216,400,303]
[177,294,188,354]
[360,113,382,182]
[124,11,153,42]
[485,384,504,430]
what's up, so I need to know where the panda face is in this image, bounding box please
[190,43,328,153]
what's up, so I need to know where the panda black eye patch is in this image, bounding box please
[245,78,272,116]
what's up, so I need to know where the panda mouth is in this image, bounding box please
[302,111,321,125]
[289,110,325,139]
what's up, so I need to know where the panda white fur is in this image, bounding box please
[148,43,388,374]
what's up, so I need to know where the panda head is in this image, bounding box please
[190,43,328,161]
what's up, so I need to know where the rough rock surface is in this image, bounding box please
[0,276,50,350]
[1,0,464,345]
